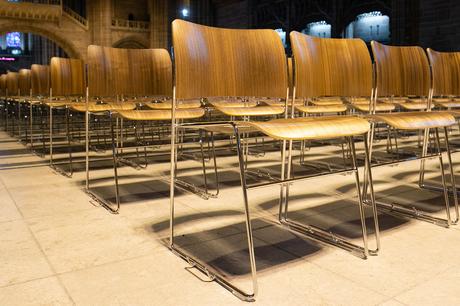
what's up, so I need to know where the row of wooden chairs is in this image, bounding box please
[1,19,460,302]
[168,20,460,301]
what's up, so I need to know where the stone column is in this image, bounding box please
[149,0,169,49]
[87,0,112,46]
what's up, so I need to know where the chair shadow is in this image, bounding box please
[151,217,322,277]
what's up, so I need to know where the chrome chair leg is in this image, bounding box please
[169,123,258,302]
[374,127,456,227]
[85,111,120,214]
[278,133,378,259]
[443,126,459,224]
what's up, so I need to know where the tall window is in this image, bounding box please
[302,21,331,38]
[6,32,21,48]
[275,28,286,47]
[344,11,390,43]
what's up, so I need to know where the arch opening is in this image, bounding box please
[0,32,69,74]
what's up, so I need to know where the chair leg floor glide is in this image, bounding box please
[169,123,258,302]
[368,127,459,228]
[278,134,380,259]
[85,111,121,214]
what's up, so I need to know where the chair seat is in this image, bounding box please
[244,116,370,140]
[397,102,432,110]
[216,106,285,116]
[201,124,258,134]
[45,99,75,108]
[259,99,304,107]
[71,102,137,113]
[344,97,370,104]
[435,102,460,108]
[310,99,344,106]
[146,100,202,109]
[378,97,408,104]
[433,98,453,103]
[210,101,258,108]
[353,103,395,112]
[447,111,460,118]
[296,104,347,113]
[116,109,205,120]
[369,111,456,130]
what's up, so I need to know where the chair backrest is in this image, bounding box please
[6,72,19,96]
[290,31,372,98]
[172,19,288,100]
[371,41,430,97]
[0,74,7,96]
[31,64,50,96]
[18,69,31,96]
[87,45,172,97]
[287,57,294,94]
[50,57,85,97]
[427,48,460,97]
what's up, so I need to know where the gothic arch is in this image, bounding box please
[0,22,81,59]
[113,36,149,49]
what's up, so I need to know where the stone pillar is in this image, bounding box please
[87,0,112,46]
[149,0,169,49]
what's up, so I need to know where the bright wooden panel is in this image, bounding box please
[18,69,31,95]
[50,57,85,96]
[427,48,460,96]
[172,19,288,100]
[371,41,430,97]
[87,45,172,97]
[6,72,19,96]
[290,31,373,98]
[31,64,50,96]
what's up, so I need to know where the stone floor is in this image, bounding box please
[1,130,460,306]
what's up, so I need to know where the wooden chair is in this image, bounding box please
[47,57,86,176]
[288,31,379,255]
[84,45,203,213]
[28,64,50,156]
[16,69,31,141]
[170,20,378,301]
[369,41,458,227]
[6,72,19,136]
[0,74,7,130]
[427,49,460,109]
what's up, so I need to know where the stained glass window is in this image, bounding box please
[275,29,286,47]
[302,21,331,38]
[6,32,21,48]
[343,11,390,43]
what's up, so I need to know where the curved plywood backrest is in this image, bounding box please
[0,74,7,96]
[31,64,50,96]
[290,32,372,98]
[172,19,288,100]
[371,41,430,97]
[6,72,19,96]
[50,57,85,96]
[287,57,293,94]
[427,48,460,96]
[18,69,31,96]
[87,45,172,97]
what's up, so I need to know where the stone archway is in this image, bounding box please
[0,20,89,59]
[113,35,149,49]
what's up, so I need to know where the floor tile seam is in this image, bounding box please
[377,297,409,306]
[303,259,394,300]
[0,274,61,290]
[0,217,24,224]
[53,251,166,278]
[18,205,98,222]
[0,176,26,220]
[0,176,77,304]
[387,263,458,300]
[27,225,77,305]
